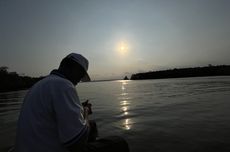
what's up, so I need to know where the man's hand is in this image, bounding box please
[82,100,92,115]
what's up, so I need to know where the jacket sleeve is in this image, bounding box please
[52,85,89,147]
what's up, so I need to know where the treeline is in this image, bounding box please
[0,66,44,92]
[131,65,230,80]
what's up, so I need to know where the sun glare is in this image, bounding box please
[121,46,125,51]
[118,41,129,55]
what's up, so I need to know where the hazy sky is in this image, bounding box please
[1,0,230,80]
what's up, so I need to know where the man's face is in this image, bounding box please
[69,63,86,85]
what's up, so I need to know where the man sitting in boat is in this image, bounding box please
[13,53,129,152]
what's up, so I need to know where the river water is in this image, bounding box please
[1,76,230,152]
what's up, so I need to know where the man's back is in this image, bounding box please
[15,74,87,152]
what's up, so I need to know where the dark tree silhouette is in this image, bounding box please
[131,65,230,80]
[0,66,44,92]
[123,76,129,80]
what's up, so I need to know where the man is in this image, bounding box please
[14,53,129,152]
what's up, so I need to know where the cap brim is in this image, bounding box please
[81,72,91,82]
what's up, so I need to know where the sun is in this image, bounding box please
[118,42,129,55]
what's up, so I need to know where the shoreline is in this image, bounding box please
[131,65,230,80]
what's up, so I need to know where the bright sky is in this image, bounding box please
[1,0,230,80]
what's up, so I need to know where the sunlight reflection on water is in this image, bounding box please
[123,118,131,130]
[120,80,133,130]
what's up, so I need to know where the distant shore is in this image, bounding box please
[0,66,44,93]
[1,65,230,92]
[130,65,230,80]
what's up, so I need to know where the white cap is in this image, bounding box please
[66,53,91,82]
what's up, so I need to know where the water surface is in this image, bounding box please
[1,76,230,152]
